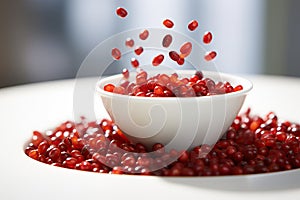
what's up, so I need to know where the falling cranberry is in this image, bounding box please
[204,51,217,61]
[131,58,139,68]
[134,46,144,55]
[152,54,164,66]
[122,68,129,79]
[177,58,185,66]
[111,48,121,60]
[162,34,173,48]
[188,20,199,31]
[125,38,134,48]
[139,29,149,40]
[163,19,174,28]
[169,51,180,62]
[203,32,213,44]
[180,42,192,58]
[116,7,128,18]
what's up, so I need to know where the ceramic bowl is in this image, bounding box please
[97,70,252,150]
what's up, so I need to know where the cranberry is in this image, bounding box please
[32,131,45,147]
[189,75,200,83]
[177,57,185,65]
[180,42,192,58]
[113,86,125,95]
[152,143,165,155]
[38,141,50,155]
[203,31,213,44]
[162,34,173,48]
[204,51,217,61]
[111,48,121,60]
[134,46,144,55]
[169,51,180,62]
[188,20,199,31]
[153,85,164,96]
[131,58,139,68]
[63,157,77,169]
[163,19,174,28]
[139,29,149,40]
[122,68,130,79]
[121,155,136,167]
[178,151,189,163]
[28,150,39,160]
[104,84,115,93]
[195,71,204,80]
[234,85,243,92]
[125,38,134,48]
[116,7,128,18]
[152,54,164,66]
[112,166,124,174]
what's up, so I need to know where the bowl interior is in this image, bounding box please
[97,70,253,98]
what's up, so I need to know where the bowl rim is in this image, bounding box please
[96,70,253,101]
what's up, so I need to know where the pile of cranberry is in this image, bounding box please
[104,70,243,97]
[25,108,300,176]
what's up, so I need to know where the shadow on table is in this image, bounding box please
[162,169,300,192]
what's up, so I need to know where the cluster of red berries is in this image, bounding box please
[25,109,300,176]
[113,7,217,69]
[104,70,243,97]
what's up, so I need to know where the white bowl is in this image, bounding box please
[97,70,252,151]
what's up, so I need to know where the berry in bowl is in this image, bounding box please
[97,69,252,151]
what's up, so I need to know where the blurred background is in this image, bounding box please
[0,0,299,88]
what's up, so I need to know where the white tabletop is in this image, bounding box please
[0,75,300,200]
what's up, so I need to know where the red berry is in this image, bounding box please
[163,19,174,28]
[32,131,44,147]
[169,51,180,62]
[203,32,213,44]
[153,86,164,96]
[131,58,139,68]
[122,68,129,79]
[125,38,134,48]
[234,85,243,92]
[152,54,164,66]
[204,51,217,61]
[139,29,149,40]
[116,7,128,18]
[114,86,125,94]
[195,71,204,79]
[111,48,121,60]
[104,84,115,92]
[188,20,199,31]
[180,42,192,58]
[28,150,39,160]
[38,141,50,155]
[162,34,173,48]
[48,147,61,162]
[177,57,185,66]
[134,46,144,55]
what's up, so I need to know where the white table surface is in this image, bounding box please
[1,74,300,200]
